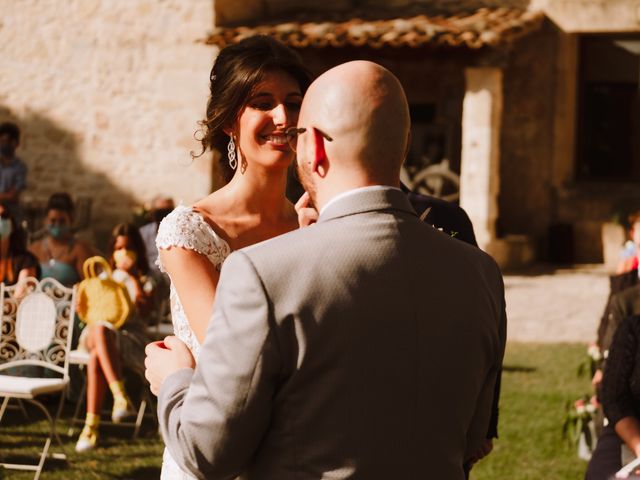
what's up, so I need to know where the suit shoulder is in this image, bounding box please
[239,226,314,260]
[439,232,503,285]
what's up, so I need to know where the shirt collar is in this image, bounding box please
[319,185,403,216]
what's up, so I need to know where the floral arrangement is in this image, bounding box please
[563,395,599,455]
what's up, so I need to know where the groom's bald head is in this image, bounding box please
[296,61,410,199]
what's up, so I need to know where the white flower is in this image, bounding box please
[576,405,586,415]
[588,344,602,361]
[586,403,597,414]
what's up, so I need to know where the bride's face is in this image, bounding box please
[233,70,302,171]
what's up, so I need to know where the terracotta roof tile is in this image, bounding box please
[205,7,545,50]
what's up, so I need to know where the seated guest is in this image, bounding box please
[0,201,39,298]
[107,223,155,318]
[617,211,640,274]
[593,215,640,387]
[28,192,94,286]
[139,195,174,275]
[586,315,640,479]
[599,284,640,367]
[0,202,41,377]
[75,223,152,452]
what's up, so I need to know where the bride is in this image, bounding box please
[155,35,311,479]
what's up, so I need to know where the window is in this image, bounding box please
[577,35,640,180]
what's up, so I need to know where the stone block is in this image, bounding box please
[460,67,503,252]
[486,235,536,270]
[601,222,626,273]
[541,0,640,32]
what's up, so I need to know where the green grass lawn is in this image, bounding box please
[0,343,592,479]
[473,342,591,480]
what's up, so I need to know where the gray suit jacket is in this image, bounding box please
[159,187,507,480]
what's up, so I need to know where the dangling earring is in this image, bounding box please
[227,135,237,170]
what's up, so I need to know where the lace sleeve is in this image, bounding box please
[155,205,231,273]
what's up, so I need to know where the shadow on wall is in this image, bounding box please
[0,105,136,253]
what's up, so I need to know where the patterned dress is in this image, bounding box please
[155,205,231,480]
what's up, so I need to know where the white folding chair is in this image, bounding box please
[0,277,76,480]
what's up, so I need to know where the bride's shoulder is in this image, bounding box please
[156,204,229,256]
[158,204,197,228]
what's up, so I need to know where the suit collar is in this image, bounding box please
[317,186,417,223]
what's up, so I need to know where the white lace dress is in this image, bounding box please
[155,205,231,480]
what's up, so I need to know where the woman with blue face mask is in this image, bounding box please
[28,192,95,287]
[0,202,39,298]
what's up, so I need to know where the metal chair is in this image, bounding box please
[0,277,76,480]
[146,295,174,341]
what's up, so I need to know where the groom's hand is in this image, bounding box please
[144,336,195,396]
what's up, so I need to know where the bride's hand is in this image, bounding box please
[295,192,318,228]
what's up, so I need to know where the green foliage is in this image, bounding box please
[561,394,597,452]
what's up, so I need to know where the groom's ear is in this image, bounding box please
[311,127,328,177]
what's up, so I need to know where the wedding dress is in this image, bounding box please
[156,205,231,480]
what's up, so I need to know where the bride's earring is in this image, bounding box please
[227,134,237,170]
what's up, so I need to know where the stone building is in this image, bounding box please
[210,0,640,268]
[1,0,639,264]
[0,0,216,249]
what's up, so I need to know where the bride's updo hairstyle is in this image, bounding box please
[197,35,312,182]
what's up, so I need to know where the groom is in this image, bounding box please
[145,60,507,479]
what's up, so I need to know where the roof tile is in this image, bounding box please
[204,7,545,49]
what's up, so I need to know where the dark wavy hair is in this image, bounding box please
[196,35,312,183]
[45,192,75,218]
[108,223,150,275]
[0,122,20,143]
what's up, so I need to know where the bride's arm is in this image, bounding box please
[160,247,220,344]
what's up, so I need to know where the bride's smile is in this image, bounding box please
[233,69,303,169]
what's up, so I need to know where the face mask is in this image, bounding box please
[0,144,14,158]
[0,218,12,238]
[48,224,70,239]
[113,249,137,270]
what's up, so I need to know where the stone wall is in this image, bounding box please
[0,0,216,249]
[533,0,640,32]
[498,23,557,256]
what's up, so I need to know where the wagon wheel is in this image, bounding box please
[411,160,460,202]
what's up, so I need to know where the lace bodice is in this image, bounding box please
[156,205,231,360]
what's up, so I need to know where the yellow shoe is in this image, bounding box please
[111,394,136,424]
[75,425,97,453]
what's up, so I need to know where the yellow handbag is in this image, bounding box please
[76,256,133,329]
